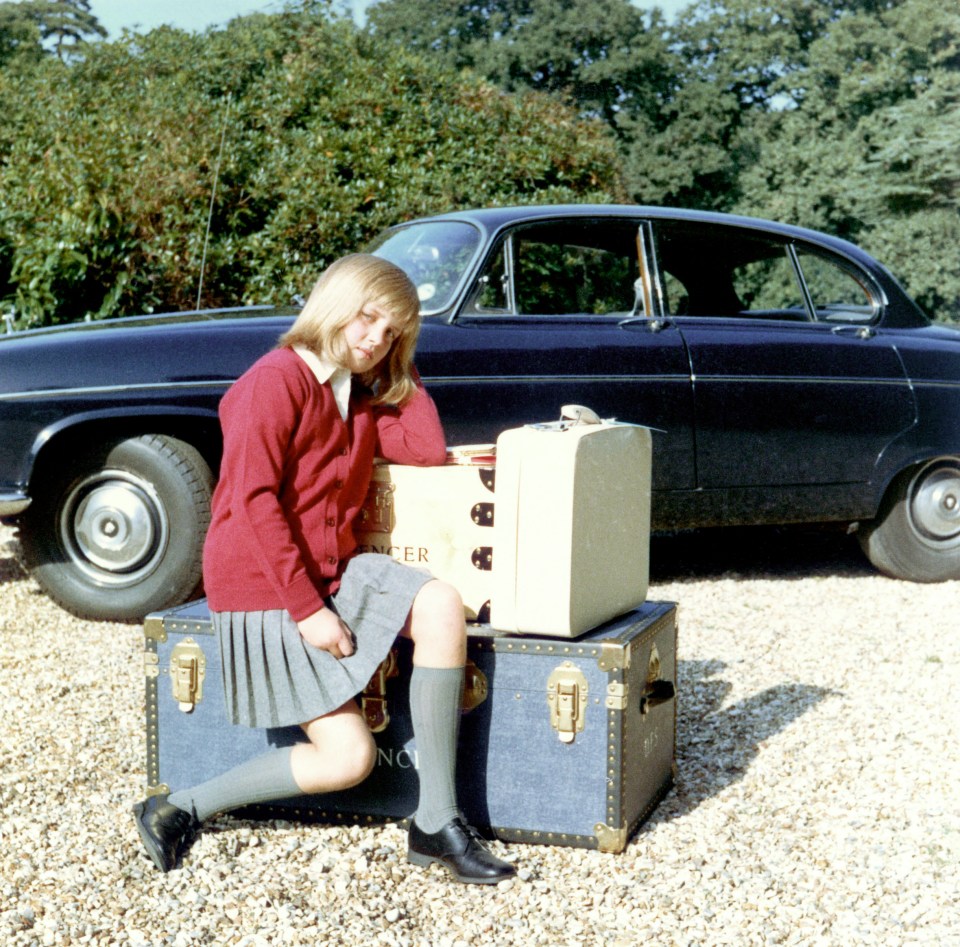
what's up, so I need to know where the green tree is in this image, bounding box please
[0,1,43,64]
[734,0,960,321]
[0,0,104,62]
[367,0,677,142]
[0,3,622,326]
[628,0,875,211]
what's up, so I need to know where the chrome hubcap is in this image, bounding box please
[909,460,960,543]
[61,470,168,584]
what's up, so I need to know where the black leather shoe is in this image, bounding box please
[408,817,516,884]
[132,793,200,873]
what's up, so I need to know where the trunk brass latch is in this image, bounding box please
[170,638,206,713]
[547,662,588,743]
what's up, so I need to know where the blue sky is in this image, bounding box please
[89,1,687,37]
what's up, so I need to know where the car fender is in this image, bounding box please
[865,341,960,513]
[22,404,222,498]
[868,433,960,519]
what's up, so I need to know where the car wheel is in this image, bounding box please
[858,457,960,582]
[20,435,213,620]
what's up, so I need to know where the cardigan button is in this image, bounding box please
[334,479,344,489]
[326,517,336,528]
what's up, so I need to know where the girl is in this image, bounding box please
[133,254,515,885]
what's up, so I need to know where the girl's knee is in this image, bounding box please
[343,734,376,787]
[297,711,377,793]
[298,732,374,794]
[409,580,466,666]
[416,579,465,626]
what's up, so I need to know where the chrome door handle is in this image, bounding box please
[832,324,876,340]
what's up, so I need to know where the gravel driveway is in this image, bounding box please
[1,523,957,946]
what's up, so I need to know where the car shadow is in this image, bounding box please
[650,658,836,825]
[649,524,874,582]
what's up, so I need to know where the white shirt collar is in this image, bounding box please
[293,345,352,421]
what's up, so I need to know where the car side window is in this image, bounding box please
[653,221,881,325]
[730,251,805,317]
[514,238,635,315]
[654,221,807,321]
[796,248,879,323]
[469,221,640,316]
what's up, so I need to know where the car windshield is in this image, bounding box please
[367,221,482,315]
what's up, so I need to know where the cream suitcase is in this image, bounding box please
[354,417,652,636]
[489,419,651,636]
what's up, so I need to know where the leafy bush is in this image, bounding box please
[0,5,622,327]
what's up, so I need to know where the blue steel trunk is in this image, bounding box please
[144,600,677,852]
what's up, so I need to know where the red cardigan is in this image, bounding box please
[202,347,447,621]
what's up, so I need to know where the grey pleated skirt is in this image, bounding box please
[213,553,433,728]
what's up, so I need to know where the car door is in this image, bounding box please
[649,219,916,493]
[416,216,696,492]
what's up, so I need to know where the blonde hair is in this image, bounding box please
[279,254,422,405]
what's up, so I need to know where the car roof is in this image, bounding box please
[393,203,935,327]
[407,204,875,266]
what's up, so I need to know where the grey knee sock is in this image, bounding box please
[168,746,301,823]
[410,665,464,834]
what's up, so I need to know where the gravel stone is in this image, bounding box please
[1,523,958,946]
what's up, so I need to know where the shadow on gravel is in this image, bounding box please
[649,524,874,583]
[0,537,26,586]
[652,659,836,824]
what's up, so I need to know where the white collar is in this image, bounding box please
[293,346,352,421]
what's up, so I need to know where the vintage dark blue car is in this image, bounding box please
[2,205,959,619]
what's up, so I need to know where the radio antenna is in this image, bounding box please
[196,94,232,311]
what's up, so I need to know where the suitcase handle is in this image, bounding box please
[639,679,675,714]
[560,404,602,425]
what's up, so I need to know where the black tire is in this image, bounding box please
[20,435,213,620]
[858,457,960,582]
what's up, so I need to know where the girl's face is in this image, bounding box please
[341,303,402,374]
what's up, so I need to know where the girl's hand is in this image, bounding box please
[297,608,355,659]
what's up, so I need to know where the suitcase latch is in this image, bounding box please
[362,653,488,733]
[547,663,588,743]
[358,481,395,534]
[362,649,400,733]
[463,660,489,712]
[170,638,206,713]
